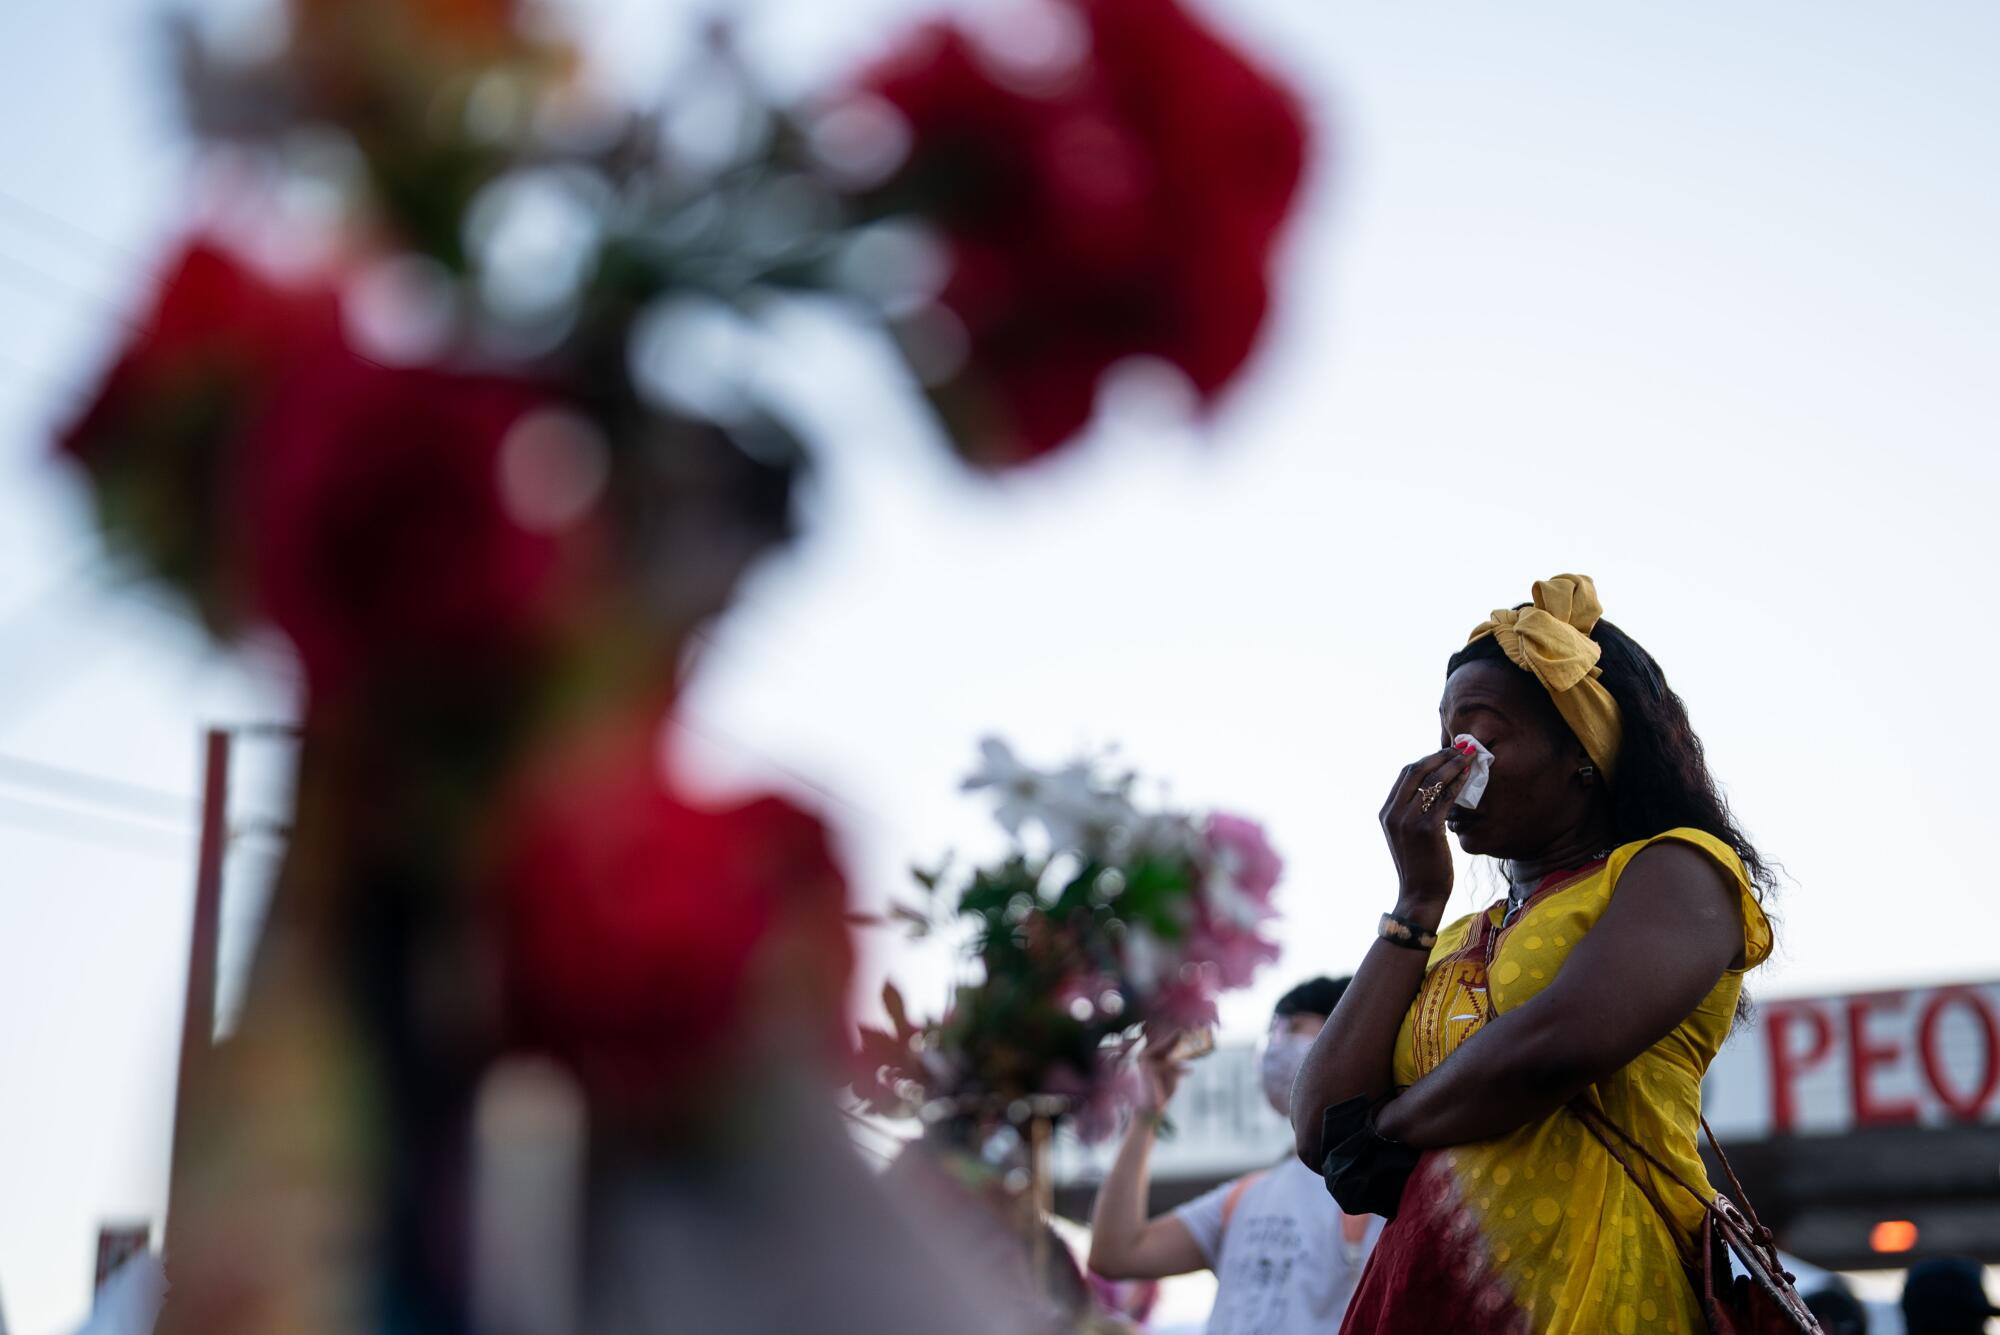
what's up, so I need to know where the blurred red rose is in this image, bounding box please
[58,240,344,631]
[61,238,583,704]
[859,0,1308,465]
[242,353,570,702]
[494,727,853,1114]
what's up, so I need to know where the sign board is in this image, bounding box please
[1054,977,2000,1194]
[1704,981,2000,1141]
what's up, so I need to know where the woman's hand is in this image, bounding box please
[1090,1035,1209,1280]
[1379,744,1474,910]
[1291,744,1475,1168]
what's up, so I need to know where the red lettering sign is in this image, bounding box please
[1846,993,1920,1126]
[1918,989,2000,1121]
[1765,1003,1833,1133]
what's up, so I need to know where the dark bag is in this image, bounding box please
[1574,1102,1824,1335]
[1318,1093,1422,1219]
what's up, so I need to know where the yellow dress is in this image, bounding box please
[1339,828,1773,1335]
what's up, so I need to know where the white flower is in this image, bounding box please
[964,738,1143,853]
[962,736,1043,837]
[1037,761,1136,853]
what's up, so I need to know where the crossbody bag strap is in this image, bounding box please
[1700,1116,1787,1265]
[1577,1101,1791,1280]
[1219,1170,1263,1231]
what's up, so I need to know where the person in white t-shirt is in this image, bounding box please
[1088,977,1381,1334]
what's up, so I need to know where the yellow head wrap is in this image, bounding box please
[1467,574,1624,783]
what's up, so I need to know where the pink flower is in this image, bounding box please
[1205,811,1282,902]
[1068,1060,1142,1143]
[1185,914,1281,991]
[1147,971,1221,1034]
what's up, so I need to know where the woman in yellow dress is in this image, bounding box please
[1290,575,1775,1334]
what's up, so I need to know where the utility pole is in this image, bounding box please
[162,727,231,1234]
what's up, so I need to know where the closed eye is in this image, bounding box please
[1444,704,1501,734]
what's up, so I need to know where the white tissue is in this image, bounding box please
[1452,733,1494,809]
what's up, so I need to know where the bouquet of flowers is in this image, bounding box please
[857,738,1284,1140]
[49,0,1311,1325]
[60,0,1309,1120]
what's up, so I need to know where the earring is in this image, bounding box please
[1578,765,1597,784]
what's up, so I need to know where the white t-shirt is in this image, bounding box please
[1172,1156,1382,1335]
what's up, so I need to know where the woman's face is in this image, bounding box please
[1438,658,1596,859]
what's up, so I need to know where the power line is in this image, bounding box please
[0,749,197,823]
[0,246,133,333]
[0,185,142,263]
[0,787,191,860]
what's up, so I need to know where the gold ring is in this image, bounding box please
[1418,780,1447,812]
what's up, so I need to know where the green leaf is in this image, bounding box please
[1050,859,1102,916]
[883,980,914,1040]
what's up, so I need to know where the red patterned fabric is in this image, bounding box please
[1340,1154,1533,1335]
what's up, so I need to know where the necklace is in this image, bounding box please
[1503,847,1613,924]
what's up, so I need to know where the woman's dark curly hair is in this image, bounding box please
[1447,617,1778,903]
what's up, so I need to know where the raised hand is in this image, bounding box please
[1379,741,1476,907]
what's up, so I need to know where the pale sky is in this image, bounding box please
[4,0,1999,1330]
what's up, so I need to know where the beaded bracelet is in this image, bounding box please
[1377,911,1438,952]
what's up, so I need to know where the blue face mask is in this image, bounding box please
[1260,1028,1317,1115]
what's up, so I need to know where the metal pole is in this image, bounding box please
[163,727,230,1232]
